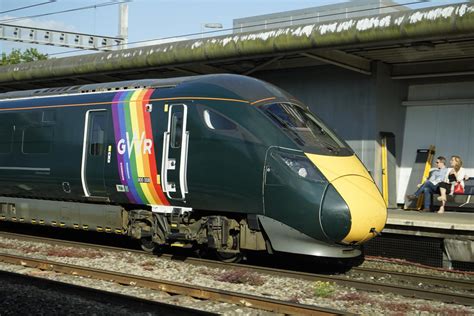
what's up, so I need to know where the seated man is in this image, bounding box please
[406,156,448,211]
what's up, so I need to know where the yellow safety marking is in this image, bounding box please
[114,229,122,234]
[416,145,436,210]
[97,226,103,232]
[0,216,5,220]
[19,218,24,222]
[170,242,184,247]
[380,136,389,206]
[105,227,112,233]
[170,223,178,227]
[59,222,66,227]
[306,153,387,244]
[164,103,169,112]
[73,224,79,229]
[156,175,161,185]
[39,220,45,225]
[51,221,57,227]
[31,219,37,224]
[11,217,17,221]
[82,225,89,230]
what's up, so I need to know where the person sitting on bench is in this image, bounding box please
[437,155,467,214]
[406,156,448,211]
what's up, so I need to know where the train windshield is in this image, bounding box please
[262,103,350,155]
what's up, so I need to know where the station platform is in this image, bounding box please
[363,209,474,270]
[386,209,474,234]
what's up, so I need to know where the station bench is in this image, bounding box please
[432,177,474,212]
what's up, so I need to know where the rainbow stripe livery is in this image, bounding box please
[111,89,169,206]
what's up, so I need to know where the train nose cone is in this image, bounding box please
[331,175,387,244]
[320,184,351,242]
[305,153,387,244]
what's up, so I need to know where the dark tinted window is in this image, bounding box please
[262,103,347,154]
[89,114,106,156]
[22,126,53,154]
[203,109,237,131]
[199,107,260,144]
[42,110,56,122]
[171,111,183,148]
[0,125,13,154]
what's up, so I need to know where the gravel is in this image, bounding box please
[361,256,474,280]
[0,236,472,315]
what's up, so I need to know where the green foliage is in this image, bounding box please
[313,281,335,298]
[0,48,48,65]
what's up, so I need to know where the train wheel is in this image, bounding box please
[140,237,156,253]
[215,251,243,263]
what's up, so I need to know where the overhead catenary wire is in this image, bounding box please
[0,0,56,15]
[0,0,130,24]
[41,0,436,57]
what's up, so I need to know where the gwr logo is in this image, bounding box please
[117,132,153,157]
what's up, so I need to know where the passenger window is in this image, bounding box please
[42,110,56,122]
[203,109,237,131]
[171,112,183,148]
[22,126,53,154]
[0,125,14,154]
[89,114,106,156]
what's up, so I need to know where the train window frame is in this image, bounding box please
[202,108,238,131]
[170,111,183,149]
[260,102,352,156]
[21,125,54,155]
[88,113,106,156]
[0,125,14,154]
[197,106,261,144]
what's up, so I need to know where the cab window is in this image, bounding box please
[262,103,348,155]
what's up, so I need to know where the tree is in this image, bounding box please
[0,48,48,65]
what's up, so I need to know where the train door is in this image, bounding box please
[81,109,108,198]
[161,104,189,201]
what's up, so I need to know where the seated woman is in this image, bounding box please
[437,155,467,213]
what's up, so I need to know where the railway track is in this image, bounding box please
[0,270,213,316]
[0,253,343,316]
[0,230,473,306]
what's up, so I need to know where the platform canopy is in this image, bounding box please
[0,3,473,92]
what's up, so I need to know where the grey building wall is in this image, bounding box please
[372,62,408,205]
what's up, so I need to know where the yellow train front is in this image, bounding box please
[253,92,387,259]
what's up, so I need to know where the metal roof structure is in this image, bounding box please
[233,0,407,33]
[0,3,473,92]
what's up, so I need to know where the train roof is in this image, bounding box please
[0,76,196,100]
[0,74,289,103]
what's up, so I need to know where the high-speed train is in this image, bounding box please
[0,74,386,262]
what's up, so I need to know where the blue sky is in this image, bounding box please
[0,0,466,57]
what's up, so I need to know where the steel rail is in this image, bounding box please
[350,267,474,290]
[0,230,473,306]
[0,270,214,316]
[0,253,344,316]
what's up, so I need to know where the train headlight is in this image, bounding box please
[276,152,325,182]
[298,167,308,178]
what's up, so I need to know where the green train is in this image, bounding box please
[0,74,386,262]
